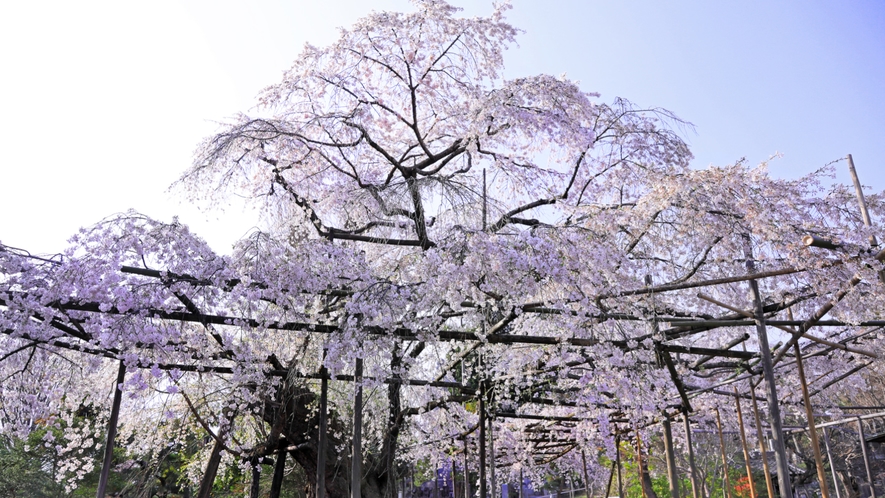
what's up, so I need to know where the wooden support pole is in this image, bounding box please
[794,342,830,498]
[490,414,497,498]
[822,428,842,498]
[714,408,732,498]
[615,434,625,498]
[683,412,700,498]
[749,382,775,498]
[197,437,225,498]
[582,451,591,498]
[269,448,287,498]
[846,154,878,246]
[479,380,487,498]
[316,363,329,498]
[605,460,616,498]
[464,436,470,498]
[352,358,364,498]
[746,275,793,498]
[733,388,758,498]
[634,427,648,498]
[96,360,126,498]
[250,459,261,498]
[519,468,524,498]
[662,416,681,498]
[856,417,877,498]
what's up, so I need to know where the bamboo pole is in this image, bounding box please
[683,412,700,498]
[615,434,625,498]
[856,417,876,498]
[635,426,647,498]
[582,451,591,498]
[746,272,793,498]
[793,342,830,498]
[96,360,126,498]
[316,362,329,498]
[662,417,681,498]
[715,409,733,498]
[749,382,775,498]
[490,415,497,498]
[822,429,842,498]
[480,379,487,498]
[604,460,616,498]
[733,388,758,498]
[846,154,878,246]
[464,436,470,498]
[352,358,364,498]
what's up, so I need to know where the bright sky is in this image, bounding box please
[2,0,883,255]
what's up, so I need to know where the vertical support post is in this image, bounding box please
[519,468,524,498]
[683,412,700,498]
[733,389,758,498]
[749,383,775,498]
[490,415,497,498]
[464,436,470,498]
[662,416,681,498]
[794,342,830,498]
[480,380,487,498]
[197,437,226,498]
[316,362,329,498]
[714,408,732,498]
[746,270,793,498]
[96,360,126,498]
[823,428,842,498]
[250,459,261,498]
[352,358,364,498]
[605,460,616,498]
[634,427,647,498]
[857,417,876,498]
[270,447,287,498]
[582,451,592,498]
[615,434,625,498]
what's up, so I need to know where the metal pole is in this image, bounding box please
[749,382,775,498]
[794,342,830,498]
[857,417,876,498]
[683,412,700,498]
[96,360,126,498]
[662,417,681,498]
[715,409,733,498]
[747,272,793,498]
[352,358,364,498]
[823,428,842,498]
[733,388,758,498]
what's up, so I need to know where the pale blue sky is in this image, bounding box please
[1,0,883,254]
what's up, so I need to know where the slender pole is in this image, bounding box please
[733,388,758,498]
[605,460,616,498]
[662,416,680,498]
[490,415,497,498]
[96,360,127,498]
[270,448,287,498]
[683,412,700,498]
[464,436,470,498]
[317,363,329,498]
[857,417,876,498]
[822,428,842,498]
[635,427,647,498]
[519,468,524,498]
[479,379,487,498]
[197,437,225,498]
[615,434,625,498]
[793,342,830,498]
[352,358,364,498]
[714,409,733,498]
[582,451,592,498]
[746,274,793,498]
[846,154,878,246]
[250,459,261,498]
[749,382,775,498]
